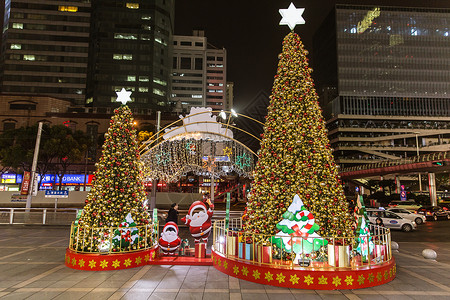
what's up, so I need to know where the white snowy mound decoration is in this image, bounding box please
[163,107,233,141]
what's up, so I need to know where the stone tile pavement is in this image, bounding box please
[0,225,449,299]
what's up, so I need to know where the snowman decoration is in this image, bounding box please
[182,200,214,244]
[158,222,181,255]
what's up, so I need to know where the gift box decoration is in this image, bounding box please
[256,245,272,263]
[238,242,246,259]
[227,235,238,256]
[245,243,254,260]
[195,243,206,258]
[328,244,350,268]
[373,244,386,259]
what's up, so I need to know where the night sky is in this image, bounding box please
[174,0,448,110]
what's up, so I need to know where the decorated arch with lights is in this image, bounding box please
[139,107,263,187]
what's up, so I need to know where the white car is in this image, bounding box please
[366,209,417,232]
[386,208,426,225]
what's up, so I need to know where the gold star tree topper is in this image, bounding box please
[116,88,132,105]
[279,2,305,30]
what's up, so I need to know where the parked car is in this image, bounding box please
[416,206,450,221]
[388,200,421,212]
[437,201,450,211]
[366,209,417,232]
[386,208,426,225]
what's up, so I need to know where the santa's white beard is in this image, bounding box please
[190,211,208,227]
[161,232,178,243]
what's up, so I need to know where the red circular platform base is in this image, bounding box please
[65,247,158,271]
[212,250,395,290]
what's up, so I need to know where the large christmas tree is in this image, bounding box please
[242,10,353,239]
[75,90,150,252]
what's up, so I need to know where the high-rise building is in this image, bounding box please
[171,30,227,111]
[86,0,174,112]
[0,0,91,105]
[313,5,450,168]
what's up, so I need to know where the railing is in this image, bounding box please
[0,208,79,225]
[69,221,159,254]
[340,150,450,173]
[213,218,392,270]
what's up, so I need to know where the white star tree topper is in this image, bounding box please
[279,2,305,30]
[116,88,132,105]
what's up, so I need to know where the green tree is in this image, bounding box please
[44,125,90,190]
[75,105,150,251]
[0,124,90,190]
[242,32,353,239]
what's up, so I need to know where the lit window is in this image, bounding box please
[123,54,133,60]
[155,38,167,46]
[350,27,357,34]
[126,3,139,9]
[411,27,418,36]
[127,75,136,81]
[143,25,151,31]
[153,78,167,86]
[153,88,165,96]
[10,44,21,49]
[141,35,151,41]
[139,76,149,82]
[192,95,202,98]
[141,15,151,20]
[12,23,23,29]
[58,6,78,12]
[113,54,122,60]
[139,87,148,92]
[114,33,137,40]
[23,55,35,61]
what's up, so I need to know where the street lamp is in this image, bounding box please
[414,132,422,193]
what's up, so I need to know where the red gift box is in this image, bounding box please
[256,245,272,263]
[327,244,350,268]
[195,243,206,258]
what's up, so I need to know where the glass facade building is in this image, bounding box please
[86,0,174,112]
[0,0,91,105]
[313,5,450,169]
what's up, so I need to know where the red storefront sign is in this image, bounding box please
[21,171,31,195]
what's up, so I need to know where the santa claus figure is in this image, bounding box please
[158,222,181,255]
[182,200,214,244]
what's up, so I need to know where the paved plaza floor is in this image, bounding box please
[0,225,450,299]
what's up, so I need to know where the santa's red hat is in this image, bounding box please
[162,221,179,234]
[187,201,207,217]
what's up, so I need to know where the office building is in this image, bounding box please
[313,5,450,168]
[171,30,227,111]
[86,0,174,112]
[0,0,91,105]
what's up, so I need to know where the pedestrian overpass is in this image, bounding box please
[339,150,450,206]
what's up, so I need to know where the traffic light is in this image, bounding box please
[432,161,444,166]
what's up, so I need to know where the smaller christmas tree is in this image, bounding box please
[354,196,373,260]
[74,89,150,252]
[272,194,328,263]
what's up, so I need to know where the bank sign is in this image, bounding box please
[1,174,93,185]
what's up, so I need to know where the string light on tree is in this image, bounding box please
[242,4,353,241]
[75,89,150,252]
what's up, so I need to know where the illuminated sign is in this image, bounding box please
[201,155,230,162]
[357,7,380,34]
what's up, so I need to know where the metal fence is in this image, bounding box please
[213,218,392,270]
[69,221,159,254]
[0,208,79,225]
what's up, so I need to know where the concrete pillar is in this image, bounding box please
[428,173,437,206]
